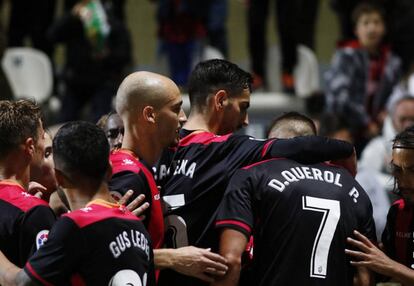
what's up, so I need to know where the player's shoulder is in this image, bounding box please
[63,201,139,229]
[110,149,143,175]
[0,181,49,213]
[178,130,233,147]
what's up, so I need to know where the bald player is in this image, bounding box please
[109,71,228,283]
[267,111,317,139]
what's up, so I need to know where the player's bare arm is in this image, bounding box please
[0,249,32,286]
[154,246,228,282]
[211,229,248,286]
[346,230,414,285]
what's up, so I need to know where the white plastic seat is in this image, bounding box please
[294,45,320,98]
[1,47,53,103]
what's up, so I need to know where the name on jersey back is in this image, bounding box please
[109,230,150,260]
[268,166,343,192]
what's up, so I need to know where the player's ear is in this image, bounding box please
[142,106,156,123]
[23,137,35,158]
[214,90,228,111]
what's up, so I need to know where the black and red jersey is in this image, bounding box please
[382,199,414,270]
[216,158,376,286]
[153,147,176,190]
[159,130,353,285]
[24,200,155,286]
[162,130,353,248]
[0,180,56,267]
[109,149,164,250]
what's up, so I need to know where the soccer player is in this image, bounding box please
[267,111,317,139]
[29,131,58,202]
[109,71,228,282]
[159,59,357,285]
[346,126,414,285]
[97,111,125,150]
[0,100,56,268]
[0,121,155,285]
[214,156,375,285]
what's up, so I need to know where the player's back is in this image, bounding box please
[219,158,376,286]
[163,129,269,250]
[25,201,155,285]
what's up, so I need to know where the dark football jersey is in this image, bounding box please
[216,158,376,286]
[0,180,56,267]
[153,147,176,190]
[159,130,353,285]
[109,149,164,250]
[382,199,414,270]
[24,200,155,286]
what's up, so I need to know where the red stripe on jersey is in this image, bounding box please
[0,181,49,212]
[25,262,54,286]
[394,199,413,265]
[110,149,141,174]
[242,158,285,170]
[179,131,232,147]
[216,219,252,234]
[109,149,164,249]
[63,202,140,228]
[261,139,276,158]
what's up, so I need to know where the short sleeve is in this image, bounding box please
[24,217,85,285]
[18,205,56,265]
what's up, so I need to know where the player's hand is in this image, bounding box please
[28,181,46,199]
[118,190,149,220]
[345,230,398,277]
[331,148,357,177]
[172,246,228,282]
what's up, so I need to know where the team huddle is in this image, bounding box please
[0,59,412,285]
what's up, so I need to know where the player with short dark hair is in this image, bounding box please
[214,158,375,285]
[159,59,356,285]
[0,121,155,285]
[0,100,56,268]
[97,111,125,150]
[267,111,317,138]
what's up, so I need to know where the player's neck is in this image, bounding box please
[184,112,214,133]
[65,181,114,211]
[122,133,161,166]
[0,156,30,191]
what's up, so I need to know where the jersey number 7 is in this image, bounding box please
[302,196,340,279]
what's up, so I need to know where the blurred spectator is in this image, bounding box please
[360,96,414,177]
[64,0,127,22]
[0,21,13,100]
[205,0,228,58]
[324,2,401,154]
[247,0,319,92]
[329,0,359,42]
[7,0,56,58]
[386,72,414,111]
[157,0,207,87]
[48,0,131,122]
[383,0,414,75]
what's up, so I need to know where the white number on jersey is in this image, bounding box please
[302,196,340,279]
